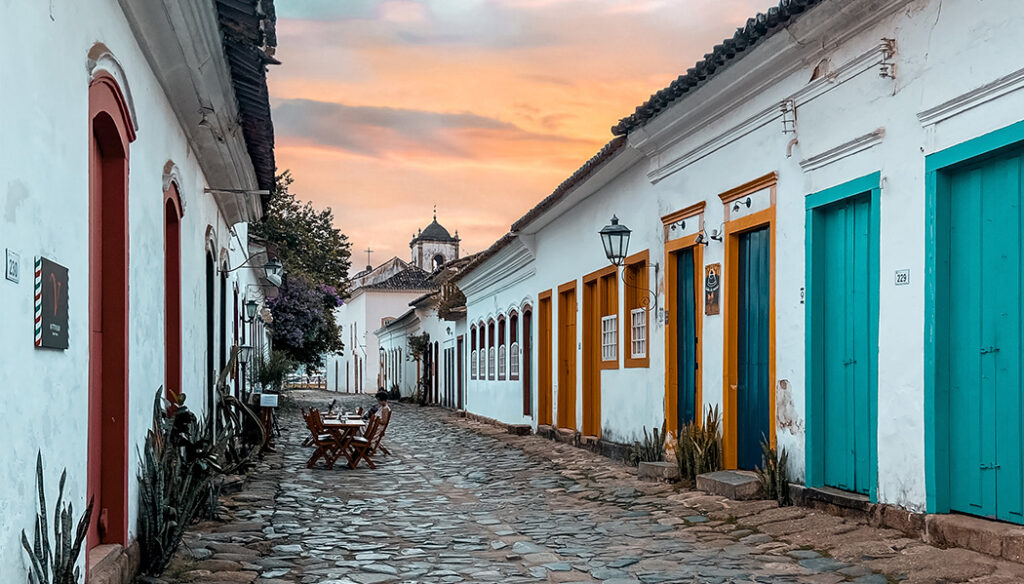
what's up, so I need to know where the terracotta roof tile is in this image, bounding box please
[364,267,437,291]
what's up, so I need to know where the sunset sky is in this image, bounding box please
[269,0,767,266]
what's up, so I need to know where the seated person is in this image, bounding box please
[363,389,392,422]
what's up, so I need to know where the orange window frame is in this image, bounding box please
[623,250,650,369]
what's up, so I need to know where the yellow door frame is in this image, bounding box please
[538,289,553,426]
[557,280,578,430]
[720,173,777,469]
[581,265,617,437]
[662,202,706,439]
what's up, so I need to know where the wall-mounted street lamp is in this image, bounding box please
[245,299,259,322]
[238,344,254,365]
[599,215,632,267]
[221,255,284,287]
[599,216,660,316]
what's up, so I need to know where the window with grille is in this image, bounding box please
[510,342,520,378]
[510,312,520,380]
[601,315,617,361]
[498,316,507,380]
[630,308,647,358]
[489,347,496,379]
[470,327,477,380]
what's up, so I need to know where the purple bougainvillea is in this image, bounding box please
[266,275,344,367]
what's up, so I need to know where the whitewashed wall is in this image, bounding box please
[0,0,266,575]
[460,0,1024,513]
[462,241,537,424]
[329,290,427,392]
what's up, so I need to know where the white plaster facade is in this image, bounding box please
[455,0,1024,518]
[328,285,434,393]
[0,0,275,577]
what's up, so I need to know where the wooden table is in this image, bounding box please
[321,418,365,468]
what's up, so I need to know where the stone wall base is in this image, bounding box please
[457,411,1024,566]
[791,484,1024,565]
[462,411,530,435]
[87,540,140,584]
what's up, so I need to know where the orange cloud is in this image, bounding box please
[269,0,767,261]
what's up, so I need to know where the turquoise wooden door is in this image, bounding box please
[676,248,697,428]
[815,193,874,495]
[737,227,771,470]
[946,148,1024,523]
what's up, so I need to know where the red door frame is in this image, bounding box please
[164,183,183,407]
[522,307,533,416]
[88,73,135,549]
[457,336,464,409]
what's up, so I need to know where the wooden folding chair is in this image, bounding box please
[348,416,380,469]
[305,409,343,469]
[369,408,392,456]
[300,408,315,447]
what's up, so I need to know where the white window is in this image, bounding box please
[630,308,647,359]
[489,347,496,379]
[510,342,520,379]
[479,345,485,379]
[498,345,507,378]
[601,315,617,362]
[471,350,478,379]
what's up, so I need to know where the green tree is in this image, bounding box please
[252,170,352,292]
[253,170,350,366]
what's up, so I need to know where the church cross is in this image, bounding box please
[364,247,374,267]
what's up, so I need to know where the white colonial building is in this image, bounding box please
[0,0,277,580]
[452,0,1024,531]
[327,214,462,393]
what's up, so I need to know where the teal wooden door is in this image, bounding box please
[676,248,697,428]
[946,148,1024,523]
[816,193,874,495]
[737,227,770,470]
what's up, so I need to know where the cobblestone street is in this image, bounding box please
[158,391,1024,584]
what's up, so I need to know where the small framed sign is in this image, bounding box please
[5,249,19,283]
[704,263,721,315]
[260,393,279,408]
[35,257,69,350]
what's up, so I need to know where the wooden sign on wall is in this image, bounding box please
[35,257,69,350]
[704,263,721,316]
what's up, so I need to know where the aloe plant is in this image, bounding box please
[676,405,724,482]
[137,348,267,575]
[628,422,667,466]
[21,452,93,584]
[756,437,792,506]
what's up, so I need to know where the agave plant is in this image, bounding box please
[628,422,667,466]
[676,405,724,482]
[21,452,93,584]
[137,387,221,575]
[756,437,792,506]
[137,348,268,575]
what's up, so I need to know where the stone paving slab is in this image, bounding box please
[150,391,1024,584]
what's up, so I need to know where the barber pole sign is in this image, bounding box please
[34,257,42,346]
[34,257,69,350]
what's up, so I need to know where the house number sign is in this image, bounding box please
[5,249,19,283]
[895,269,910,286]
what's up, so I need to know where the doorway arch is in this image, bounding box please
[88,72,135,548]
